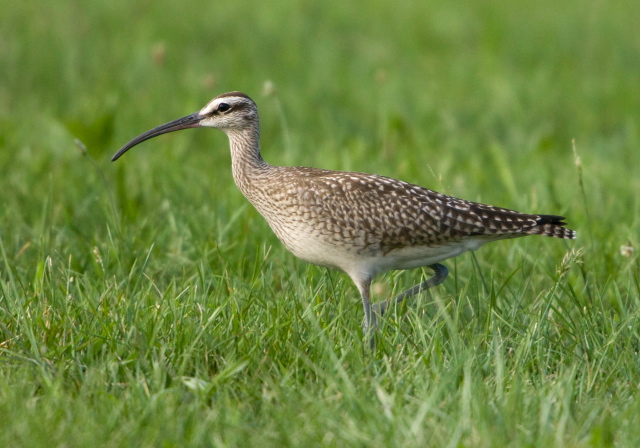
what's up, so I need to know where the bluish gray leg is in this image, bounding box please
[355,277,376,349]
[371,263,449,319]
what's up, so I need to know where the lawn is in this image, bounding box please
[1,0,639,446]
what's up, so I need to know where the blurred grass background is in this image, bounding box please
[1,0,639,446]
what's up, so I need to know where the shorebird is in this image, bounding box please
[112,91,576,345]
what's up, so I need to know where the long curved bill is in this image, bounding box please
[111,112,203,161]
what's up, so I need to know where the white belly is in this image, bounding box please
[270,219,486,279]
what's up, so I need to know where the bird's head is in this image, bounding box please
[111,91,258,162]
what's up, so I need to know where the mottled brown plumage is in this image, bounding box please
[112,92,576,346]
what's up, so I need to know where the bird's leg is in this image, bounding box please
[355,277,376,349]
[371,263,449,319]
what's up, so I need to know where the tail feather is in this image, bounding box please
[529,215,576,239]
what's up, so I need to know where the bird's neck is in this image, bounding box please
[227,125,270,196]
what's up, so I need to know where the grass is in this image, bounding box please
[1,0,640,446]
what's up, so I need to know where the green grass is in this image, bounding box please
[1,0,640,446]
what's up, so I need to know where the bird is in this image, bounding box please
[112,91,576,346]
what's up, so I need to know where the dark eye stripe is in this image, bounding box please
[217,103,231,113]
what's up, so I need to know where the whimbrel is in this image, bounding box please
[112,92,576,345]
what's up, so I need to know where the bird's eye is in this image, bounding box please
[217,103,231,113]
